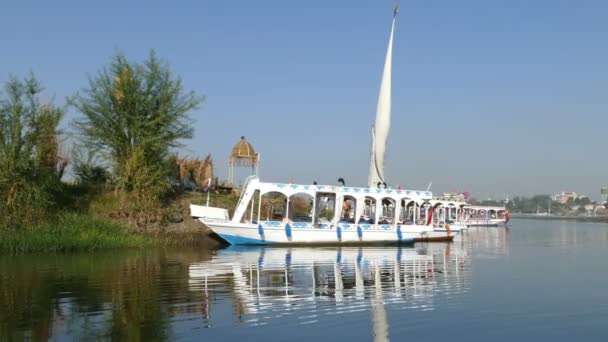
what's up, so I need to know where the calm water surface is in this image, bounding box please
[2,219,608,341]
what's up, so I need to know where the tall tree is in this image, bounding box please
[72,51,203,205]
[0,75,65,229]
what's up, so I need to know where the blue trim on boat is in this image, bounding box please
[217,233,415,245]
[217,234,269,245]
[285,223,292,240]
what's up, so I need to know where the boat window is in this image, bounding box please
[419,202,431,224]
[340,195,356,223]
[433,203,444,224]
[405,201,419,224]
[446,204,456,223]
[314,192,336,224]
[289,193,314,223]
[361,197,376,224]
[379,198,395,224]
[399,199,411,223]
[260,191,287,222]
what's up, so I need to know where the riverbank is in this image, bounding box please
[511,213,608,223]
[0,191,232,254]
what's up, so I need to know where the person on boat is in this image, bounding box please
[342,199,352,221]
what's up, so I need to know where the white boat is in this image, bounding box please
[428,199,468,233]
[463,205,510,227]
[191,176,453,245]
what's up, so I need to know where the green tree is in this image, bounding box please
[72,150,110,185]
[0,75,65,230]
[72,51,202,208]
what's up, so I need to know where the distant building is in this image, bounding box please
[553,192,578,204]
[601,187,608,204]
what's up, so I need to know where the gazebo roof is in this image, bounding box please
[230,136,258,166]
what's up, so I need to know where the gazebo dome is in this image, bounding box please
[230,136,257,165]
[228,136,259,185]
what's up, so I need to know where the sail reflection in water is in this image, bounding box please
[188,245,471,334]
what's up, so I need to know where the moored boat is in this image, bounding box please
[191,176,453,245]
[464,205,510,227]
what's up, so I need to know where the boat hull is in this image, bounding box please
[466,219,506,227]
[200,220,450,246]
[414,234,454,242]
[432,224,467,232]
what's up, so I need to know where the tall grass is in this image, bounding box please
[0,213,156,254]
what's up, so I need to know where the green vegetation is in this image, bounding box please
[0,75,66,230]
[505,195,595,215]
[0,52,212,254]
[0,213,155,254]
[71,51,202,211]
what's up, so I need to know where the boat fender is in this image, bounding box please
[357,226,363,240]
[446,225,451,234]
[336,226,342,240]
[258,224,264,236]
[285,223,292,240]
[397,226,403,241]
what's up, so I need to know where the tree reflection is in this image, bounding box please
[0,249,214,341]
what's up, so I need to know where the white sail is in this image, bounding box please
[368,10,397,188]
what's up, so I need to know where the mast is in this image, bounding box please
[368,5,398,188]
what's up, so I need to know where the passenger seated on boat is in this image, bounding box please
[341,200,353,222]
[359,215,372,224]
[379,216,390,224]
[340,217,355,223]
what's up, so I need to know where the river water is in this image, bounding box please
[2,218,608,341]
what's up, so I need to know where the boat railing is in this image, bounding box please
[237,175,257,206]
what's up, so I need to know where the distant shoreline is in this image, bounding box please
[511,214,608,223]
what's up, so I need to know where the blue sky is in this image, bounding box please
[1,0,607,199]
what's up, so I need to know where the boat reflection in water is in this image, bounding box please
[188,244,472,340]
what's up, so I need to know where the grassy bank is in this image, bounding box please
[0,190,230,254]
[0,213,156,254]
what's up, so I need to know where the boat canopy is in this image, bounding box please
[254,181,432,203]
[467,206,507,212]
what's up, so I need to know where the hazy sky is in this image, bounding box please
[1,0,607,199]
